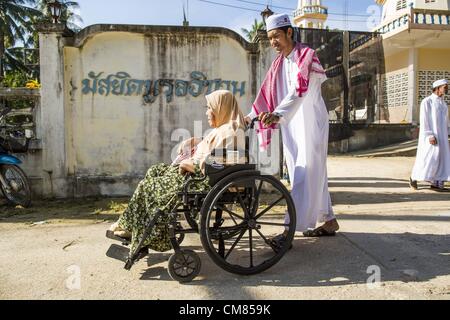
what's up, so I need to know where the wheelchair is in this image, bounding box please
[106,119,296,283]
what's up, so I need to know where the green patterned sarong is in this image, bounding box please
[118,163,209,252]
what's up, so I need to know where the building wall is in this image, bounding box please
[414,0,450,10]
[381,49,409,123]
[418,48,450,70]
[65,31,253,178]
[382,47,450,123]
[384,49,409,72]
[417,48,450,110]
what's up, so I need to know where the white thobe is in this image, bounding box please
[249,49,335,231]
[411,94,450,182]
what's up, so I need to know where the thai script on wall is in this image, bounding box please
[81,71,246,103]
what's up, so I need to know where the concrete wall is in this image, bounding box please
[329,124,417,153]
[32,24,263,198]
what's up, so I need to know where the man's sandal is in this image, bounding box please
[303,226,336,237]
[269,234,293,253]
[430,185,449,192]
[409,177,418,190]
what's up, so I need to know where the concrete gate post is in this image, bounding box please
[37,23,74,198]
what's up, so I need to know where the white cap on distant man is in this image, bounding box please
[266,14,292,32]
[432,79,448,89]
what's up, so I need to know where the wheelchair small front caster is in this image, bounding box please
[124,259,133,270]
[168,249,201,283]
[123,247,148,270]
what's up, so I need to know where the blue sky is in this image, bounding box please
[75,0,381,36]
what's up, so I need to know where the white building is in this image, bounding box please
[293,0,328,29]
[374,0,450,123]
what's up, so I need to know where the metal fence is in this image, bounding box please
[294,28,386,126]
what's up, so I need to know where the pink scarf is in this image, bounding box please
[252,43,326,148]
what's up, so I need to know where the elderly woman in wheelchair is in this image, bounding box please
[107,89,296,283]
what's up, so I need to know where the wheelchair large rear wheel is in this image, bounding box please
[200,174,296,275]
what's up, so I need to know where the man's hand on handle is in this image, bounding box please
[259,112,280,127]
[245,112,280,127]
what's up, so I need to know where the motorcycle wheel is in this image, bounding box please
[0,164,32,208]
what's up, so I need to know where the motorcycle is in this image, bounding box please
[0,103,32,207]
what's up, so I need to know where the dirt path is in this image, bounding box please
[1,156,449,299]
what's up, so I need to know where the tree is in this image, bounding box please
[241,19,264,43]
[0,0,42,85]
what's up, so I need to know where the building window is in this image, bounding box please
[418,70,450,106]
[425,0,435,3]
[383,72,409,108]
[396,0,407,10]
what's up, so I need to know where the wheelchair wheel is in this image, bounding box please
[168,249,201,283]
[200,174,296,276]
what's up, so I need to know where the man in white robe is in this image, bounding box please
[246,14,339,241]
[410,79,450,191]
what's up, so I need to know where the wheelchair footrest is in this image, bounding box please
[106,244,130,263]
[106,230,131,245]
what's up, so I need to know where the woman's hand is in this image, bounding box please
[179,160,196,175]
[178,137,201,155]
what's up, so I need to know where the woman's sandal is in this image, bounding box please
[110,221,132,239]
[303,226,336,237]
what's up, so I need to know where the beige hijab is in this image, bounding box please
[192,90,246,168]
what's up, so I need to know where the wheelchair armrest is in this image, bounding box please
[208,148,248,165]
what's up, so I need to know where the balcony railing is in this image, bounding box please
[294,5,328,17]
[375,8,450,34]
[349,33,379,51]
[412,9,450,25]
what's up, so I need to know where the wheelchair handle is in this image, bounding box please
[249,117,260,130]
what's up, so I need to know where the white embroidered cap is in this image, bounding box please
[266,14,292,32]
[432,79,448,89]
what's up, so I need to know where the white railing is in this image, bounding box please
[412,9,450,25]
[375,13,409,34]
[375,8,450,34]
[294,5,328,17]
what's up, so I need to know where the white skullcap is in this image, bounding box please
[432,79,448,89]
[266,14,292,32]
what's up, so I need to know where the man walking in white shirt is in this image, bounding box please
[410,79,450,191]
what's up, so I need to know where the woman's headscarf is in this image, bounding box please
[205,90,246,128]
[191,90,246,169]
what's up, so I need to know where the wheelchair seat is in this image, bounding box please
[205,162,256,186]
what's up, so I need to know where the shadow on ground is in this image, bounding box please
[0,197,128,223]
[108,231,450,292]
